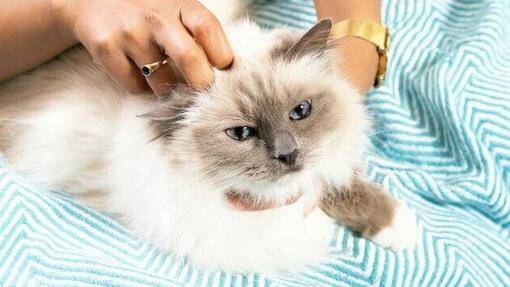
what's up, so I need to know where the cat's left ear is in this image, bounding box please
[287,18,333,59]
[138,88,196,140]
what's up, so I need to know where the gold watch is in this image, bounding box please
[331,19,391,88]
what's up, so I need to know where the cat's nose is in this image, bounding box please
[269,130,299,165]
[276,149,299,165]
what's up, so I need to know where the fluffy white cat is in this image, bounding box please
[0,0,417,273]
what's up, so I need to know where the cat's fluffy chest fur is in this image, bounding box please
[0,2,404,273]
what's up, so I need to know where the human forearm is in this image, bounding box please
[314,0,381,93]
[0,0,76,81]
[314,0,380,23]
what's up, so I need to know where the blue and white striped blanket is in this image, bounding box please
[1,0,510,286]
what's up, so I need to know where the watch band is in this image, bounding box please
[330,19,391,88]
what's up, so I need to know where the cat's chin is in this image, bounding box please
[224,188,304,211]
[223,169,323,213]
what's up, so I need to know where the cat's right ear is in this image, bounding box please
[285,18,333,59]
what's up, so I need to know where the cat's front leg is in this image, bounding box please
[320,176,418,251]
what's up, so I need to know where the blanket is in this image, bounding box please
[1,0,509,286]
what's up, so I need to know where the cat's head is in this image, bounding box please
[145,19,368,209]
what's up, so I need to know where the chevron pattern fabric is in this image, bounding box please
[1,0,510,286]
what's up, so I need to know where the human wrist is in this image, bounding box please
[314,0,382,93]
[335,36,380,94]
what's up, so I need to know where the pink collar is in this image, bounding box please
[225,188,320,217]
[225,191,303,211]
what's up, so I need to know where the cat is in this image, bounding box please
[0,1,417,273]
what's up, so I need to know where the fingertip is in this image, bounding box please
[180,3,234,70]
[203,29,234,69]
[211,50,234,70]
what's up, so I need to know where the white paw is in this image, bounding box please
[370,201,418,251]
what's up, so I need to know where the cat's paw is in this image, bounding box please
[370,201,418,251]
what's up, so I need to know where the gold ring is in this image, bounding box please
[141,59,168,77]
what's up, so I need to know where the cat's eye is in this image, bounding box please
[289,99,312,121]
[225,126,257,141]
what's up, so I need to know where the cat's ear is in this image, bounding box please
[138,88,196,140]
[286,18,333,59]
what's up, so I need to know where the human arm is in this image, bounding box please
[314,0,382,94]
[0,0,233,95]
[0,0,75,83]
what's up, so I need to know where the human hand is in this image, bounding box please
[55,0,233,95]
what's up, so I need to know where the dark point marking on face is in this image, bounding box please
[145,19,346,183]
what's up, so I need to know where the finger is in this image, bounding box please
[180,2,234,69]
[125,39,177,96]
[155,25,214,88]
[94,47,148,93]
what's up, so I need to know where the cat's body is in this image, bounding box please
[0,1,417,273]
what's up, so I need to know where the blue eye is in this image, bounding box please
[289,99,312,121]
[225,126,256,141]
